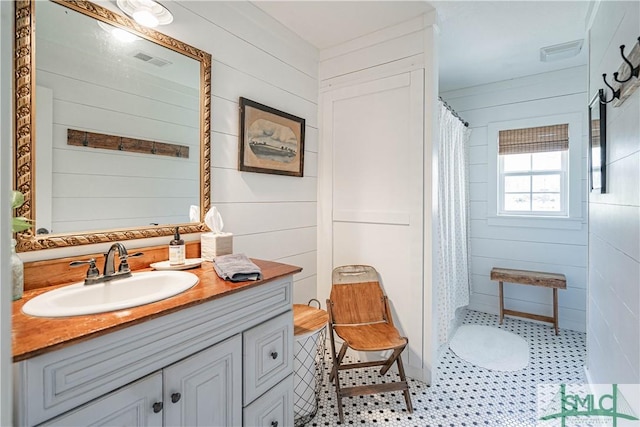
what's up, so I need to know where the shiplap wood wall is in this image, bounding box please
[586,0,640,384]
[26,1,320,304]
[442,66,589,332]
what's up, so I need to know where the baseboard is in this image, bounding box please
[406,364,430,383]
[560,319,586,333]
[467,302,499,316]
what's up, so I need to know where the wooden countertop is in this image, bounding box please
[12,259,301,362]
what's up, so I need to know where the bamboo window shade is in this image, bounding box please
[498,124,569,155]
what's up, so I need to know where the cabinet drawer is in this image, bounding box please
[243,375,293,427]
[243,311,293,404]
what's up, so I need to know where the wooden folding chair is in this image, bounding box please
[326,265,413,423]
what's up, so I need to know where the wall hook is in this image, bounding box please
[600,73,620,104]
[613,39,640,83]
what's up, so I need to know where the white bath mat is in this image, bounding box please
[449,325,529,371]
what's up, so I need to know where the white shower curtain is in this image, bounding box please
[437,100,472,345]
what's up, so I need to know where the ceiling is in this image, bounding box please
[254,1,434,50]
[253,1,591,92]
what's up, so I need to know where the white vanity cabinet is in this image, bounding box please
[14,277,294,427]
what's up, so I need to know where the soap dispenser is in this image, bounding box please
[169,226,185,265]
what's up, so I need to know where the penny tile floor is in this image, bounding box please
[307,310,586,427]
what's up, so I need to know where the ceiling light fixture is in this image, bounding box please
[540,39,584,62]
[132,7,159,28]
[96,20,140,43]
[116,0,173,28]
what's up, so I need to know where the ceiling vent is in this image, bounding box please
[540,39,583,62]
[133,51,171,67]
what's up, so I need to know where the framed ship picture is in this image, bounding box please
[238,97,305,177]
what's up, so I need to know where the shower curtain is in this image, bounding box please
[436,100,472,345]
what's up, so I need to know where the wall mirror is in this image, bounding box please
[14,0,211,252]
[588,89,606,193]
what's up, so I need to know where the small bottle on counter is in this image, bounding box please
[169,226,185,265]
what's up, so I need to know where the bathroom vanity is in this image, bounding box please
[12,259,300,426]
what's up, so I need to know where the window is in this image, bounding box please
[498,124,568,216]
[486,114,583,229]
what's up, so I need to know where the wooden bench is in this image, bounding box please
[490,267,566,335]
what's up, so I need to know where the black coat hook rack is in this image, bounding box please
[614,37,640,83]
[601,36,640,105]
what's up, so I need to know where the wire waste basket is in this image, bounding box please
[293,299,328,426]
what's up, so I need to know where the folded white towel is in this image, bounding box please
[212,253,262,282]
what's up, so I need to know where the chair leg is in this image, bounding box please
[332,343,347,423]
[328,330,347,423]
[380,347,403,376]
[395,353,413,414]
[336,384,345,424]
[327,301,346,423]
[330,342,348,382]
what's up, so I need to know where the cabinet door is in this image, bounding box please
[39,373,162,427]
[163,334,242,427]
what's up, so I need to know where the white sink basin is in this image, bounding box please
[22,271,199,317]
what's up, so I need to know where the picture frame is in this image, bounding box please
[238,97,305,177]
[588,90,607,193]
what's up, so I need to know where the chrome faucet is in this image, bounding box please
[104,242,130,277]
[70,243,143,285]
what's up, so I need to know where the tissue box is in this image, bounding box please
[201,232,233,259]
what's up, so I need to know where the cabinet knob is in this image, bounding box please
[270,351,278,360]
[171,392,182,403]
[271,421,278,427]
[152,402,163,413]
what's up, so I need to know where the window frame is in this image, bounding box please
[486,113,583,229]
[498,151,568,216]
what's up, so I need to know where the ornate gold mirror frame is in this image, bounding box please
[14,0,211,252]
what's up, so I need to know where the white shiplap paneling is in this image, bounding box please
[161,3,321,303]
[586,0,640,385]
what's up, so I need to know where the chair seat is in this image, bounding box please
[334,323,407,352]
